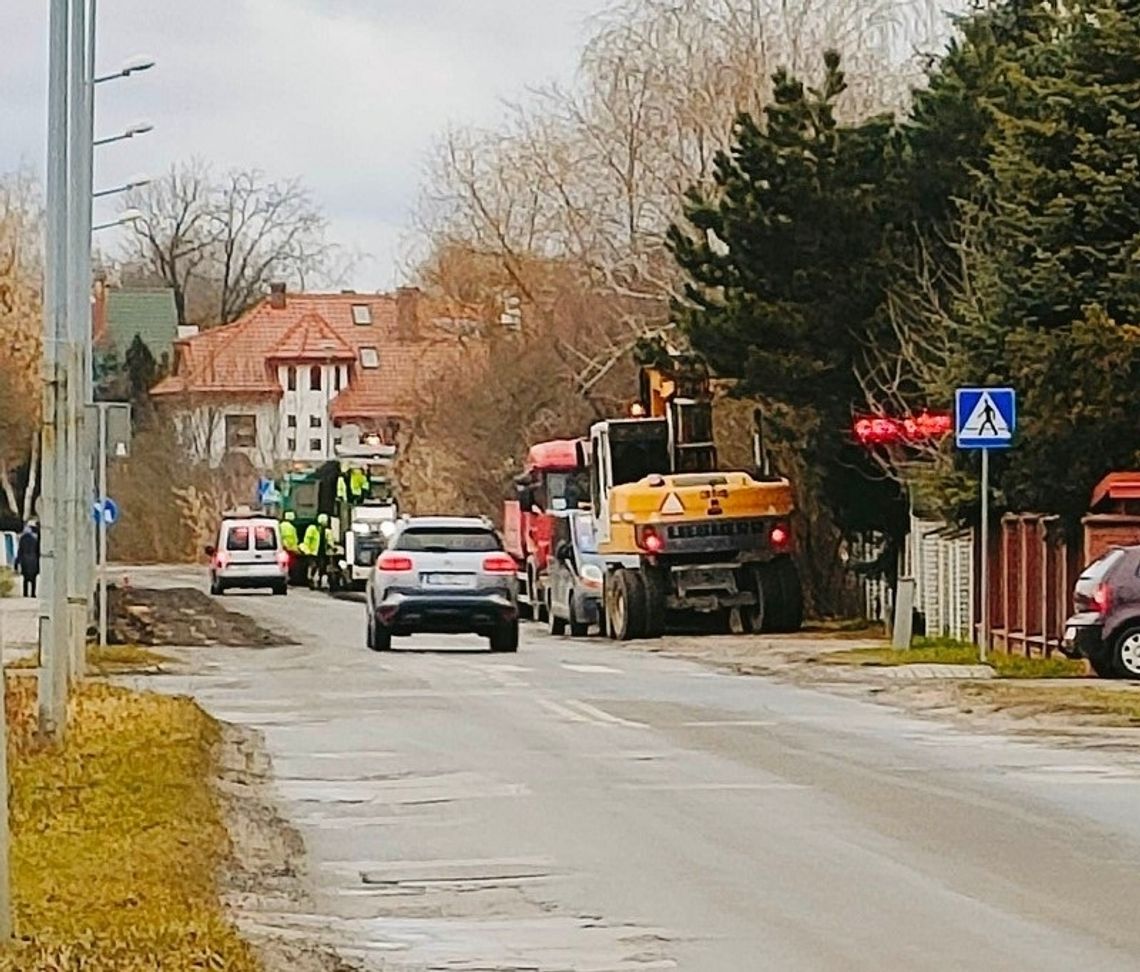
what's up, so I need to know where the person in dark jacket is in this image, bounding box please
[14,521,40,598]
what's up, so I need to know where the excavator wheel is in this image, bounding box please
[607,569,648,641]
[754,557,803,634]
[642,565,668,639]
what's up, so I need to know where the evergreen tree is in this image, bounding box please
[668,52,903,536]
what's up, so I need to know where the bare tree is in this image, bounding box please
[122,160,341,327]
[0,170,43,520]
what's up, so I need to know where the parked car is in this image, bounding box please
[365,516,519,652]
[207,510,289,596]
[545,510,635,637]
[1062,545,1140,677]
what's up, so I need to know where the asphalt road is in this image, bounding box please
[132,568,1140,970]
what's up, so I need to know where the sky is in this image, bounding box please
[1,0,610,289]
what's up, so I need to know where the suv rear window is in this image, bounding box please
[226,526,250,551]
[253,525,277,550]
[395,528,501,553]
[1078,548,1125,585]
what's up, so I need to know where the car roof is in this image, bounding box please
[397,515,494,531]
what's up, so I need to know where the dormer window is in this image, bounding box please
[352,304,372,326]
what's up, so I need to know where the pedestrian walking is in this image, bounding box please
[14,521,40,598]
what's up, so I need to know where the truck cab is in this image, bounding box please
[503,439,589,620]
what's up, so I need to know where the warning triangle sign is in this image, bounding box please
[961,392,1011,439]
[660,493,685,515]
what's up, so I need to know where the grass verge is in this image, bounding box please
[821,636,1085,679]
[0,675,260,971]
[956,681,1140,725]
[7,643,171,674]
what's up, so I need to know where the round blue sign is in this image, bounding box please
[91,498,119,526]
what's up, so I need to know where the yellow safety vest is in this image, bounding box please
[280,520,299,552]
[301,525,321,556]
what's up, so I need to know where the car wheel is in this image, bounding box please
[211,577,225,596]
[569,600,589,638]
[370,621,392,653]
[1114,627,1140,679]
[273,581,288,596]
[547,590,567,636]
[490,620,520,653]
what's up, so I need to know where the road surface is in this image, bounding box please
[131,568,1140,970]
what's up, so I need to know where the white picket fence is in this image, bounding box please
[855,517,974,641]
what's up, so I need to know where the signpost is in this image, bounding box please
[955,387,1016,662]
[93,402,131,650]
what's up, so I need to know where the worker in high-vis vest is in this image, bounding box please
[280,511,299,553]
[349,467,369,500]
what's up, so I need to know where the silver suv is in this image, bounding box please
[365,516,519,652]
[207,511,289,596]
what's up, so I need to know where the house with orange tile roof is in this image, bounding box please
[151,284,481,470]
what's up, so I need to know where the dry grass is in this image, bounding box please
[956,681,1140,725]
[822,637,1085,679]
[86,643,171,674]
[0,676,260,971]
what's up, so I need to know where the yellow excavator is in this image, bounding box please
[589,352,803,639]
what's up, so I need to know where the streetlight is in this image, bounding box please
[92,207,141,233]
[94,54,155,85]
[93,174,150,199]
[93,120,153,147]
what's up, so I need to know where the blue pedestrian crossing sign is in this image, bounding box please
[956,387,1016,450]
[92,497,119,526]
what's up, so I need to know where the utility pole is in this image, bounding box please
[0,612,12,941]
[39,0,71,741]
[66,0,91,683]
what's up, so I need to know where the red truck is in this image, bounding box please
[503,438,589,620]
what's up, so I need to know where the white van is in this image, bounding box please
[206,511,288,596]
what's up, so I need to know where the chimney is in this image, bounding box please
[269,282,287,310]
[396,286,421,340]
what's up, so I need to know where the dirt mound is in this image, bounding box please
[107,586,294,648]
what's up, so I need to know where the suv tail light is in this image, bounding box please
[1093,582,1111,615]
[276,549,290,568]
[215,551,230,569]
[377,553,413,572]
[482,554,517,574]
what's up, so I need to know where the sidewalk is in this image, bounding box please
[0,595,40,654]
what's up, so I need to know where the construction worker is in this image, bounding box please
[280,511,299,553]
[349,466,369,501]
[301,517,322,587]
[312,513,332,589]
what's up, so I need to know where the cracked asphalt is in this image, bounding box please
[125,566,1140,971]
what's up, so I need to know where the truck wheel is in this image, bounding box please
[607,569,647,641]
[490,620,520,653]
[532,568,548,624]
[546,590,567,636]
[642,566,668,639]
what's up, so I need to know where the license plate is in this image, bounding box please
[1064,626,1076,642]
[422,573,476,588]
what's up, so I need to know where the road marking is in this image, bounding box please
[682,720,776,728]
[537,698,646,729]
[617,782,804,792]
[561,663,623,674]
[562,699,647,728]
[537,699,593,723]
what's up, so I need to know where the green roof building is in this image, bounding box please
[93,285,179,365]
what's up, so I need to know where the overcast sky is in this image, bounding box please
[1,0,609,289]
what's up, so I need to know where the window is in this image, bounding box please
[287,366,296,391]
[253,525,278,550]
[309,438,322,452]
[334,367,342,391]
[310,365,322,390]
[287,438,296,452]
[224,414,257,450]
[360,347,379,369]
[352,304,372,325]
[287,414,297,428]
[309,415,322,428]
[225,526,250,551]
[395,527,501,553]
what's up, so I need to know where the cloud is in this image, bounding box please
[0,0,606,288]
